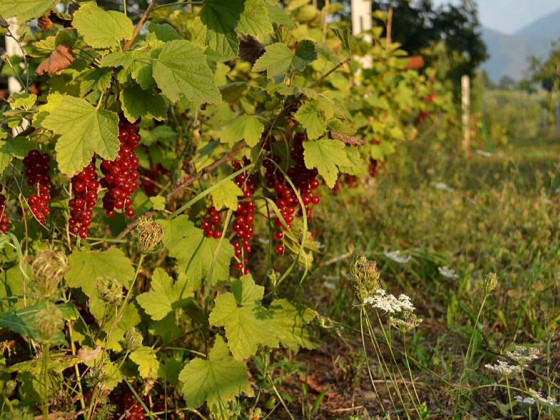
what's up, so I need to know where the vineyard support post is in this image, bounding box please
[461,74,471,153]
[556,99,560,136]
[351,0,373,43]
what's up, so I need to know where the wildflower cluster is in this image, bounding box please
[364,289,415,314]
[505,345,540,366]
[438,266,459,279]
[383,250,412,264]
[389,311,423,332]
[527,389,560,409]
[484,360,522,377]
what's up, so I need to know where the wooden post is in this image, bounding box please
[351,0,372,43]
[461,74,471,153]
[556,99,560,137]
[386,7,393,48]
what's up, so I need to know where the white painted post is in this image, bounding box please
[461,75,471,153]
[351,0,373,43]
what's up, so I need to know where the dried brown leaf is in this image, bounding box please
[36,44,75,76]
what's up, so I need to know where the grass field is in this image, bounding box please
[268,134,560,418]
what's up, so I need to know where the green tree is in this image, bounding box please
[373,0,488,84]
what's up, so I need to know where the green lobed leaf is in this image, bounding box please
[220,115,264,147]
[295,100,327,140]
[66,248,135,320]
[160,215,234,289]
[79,68,113,96]
[303,139,352,188]
[252,43,293,79]
[153,40,221,105]
[209,275,278,360]
[211,179,243,211]
[137,268,181,321]
[120,85,168,122]
[264,2,296,29]
[72,2,133,49]
[292,40,317,71]
[179,335,252,410]
[8,93,37,110]
[268,299,319,351]
[39,94,120,176]
[237,0,272,38]
[253,40,317,79]
[199,0,244,59]
[0,141,13,175]
[103,303,141,351]
[0,0,57,22]
[130,346,160,379]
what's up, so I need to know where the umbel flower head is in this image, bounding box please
[37,304,64,344]
[390,310,423,332]
[484,360,522,377]
[364,289,415,314]
[351,256,381,302]
[505,345,540,366]
[384,250,411,264]
[135,217,164,254]
[31,250,69,299]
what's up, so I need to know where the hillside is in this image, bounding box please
[481,27,550,81]
[515,7,560,41]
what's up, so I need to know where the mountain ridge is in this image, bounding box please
[514,7,560,41]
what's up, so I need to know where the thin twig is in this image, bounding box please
[310,57,352,88]
[123,0,158,52]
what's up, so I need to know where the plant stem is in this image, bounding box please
[42,345,50,419]
[462,293,489,381]
[123,0,158,51]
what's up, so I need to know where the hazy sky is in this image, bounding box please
[433,0,560,34]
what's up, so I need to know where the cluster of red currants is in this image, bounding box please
[119,392,146,420]
[0,184,9,233]
[201,206,223,239]
[101,120,141,218]
[69,159,99,239]
[231,160,256,274]
[23,149,52,225]
[264,133,320,255]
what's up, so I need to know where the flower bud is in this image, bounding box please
[124,327,143,350]
[37,305,64,343]
[351,256,381,303]
[484,272,498,295]
[135,217,164,254]
[96,276,123,305]
[31,250,68,299]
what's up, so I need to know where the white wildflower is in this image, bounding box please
[505,345,540,366]
[515,395,536,406]
[364,289,415,314]
[485,360,522,377]
[528,389,560,409]
[438,266,459,279]
[384,250,411,264]
[475,149,493,158]
[433,182,454,192]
